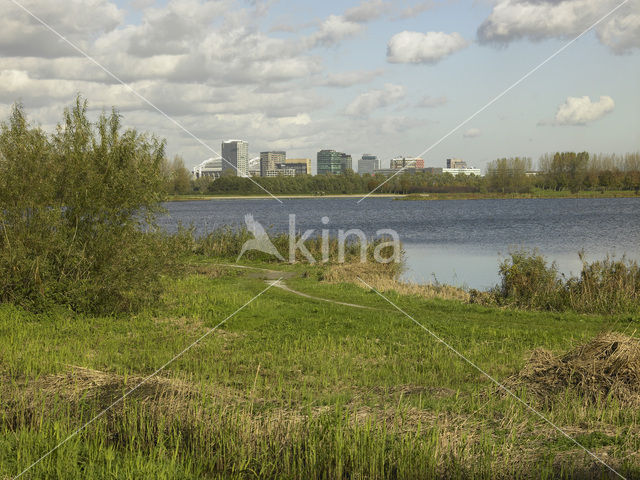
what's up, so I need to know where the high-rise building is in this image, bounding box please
[260,151,286,177]
[317,150,352,175]
[390,157,424,170]
[358,154,379,175]
[285,158,311,175]
[221,140,249,176]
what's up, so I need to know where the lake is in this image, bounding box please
[159,197,640,290]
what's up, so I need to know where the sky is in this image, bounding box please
[1,0,639,172]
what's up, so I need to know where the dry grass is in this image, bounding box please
[4,361,639,478]
[187,263,227,278]
[322,262,470,302]
[507,332,640,405]
[22,365,198,408]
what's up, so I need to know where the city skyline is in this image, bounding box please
[1,0,637,172]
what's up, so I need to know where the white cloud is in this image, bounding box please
[306,0,391,48]
[323,69,383,87]
[308,15,364,47]
[394,1,435,20]
[463,127,481,138]
[387,31,468,64]
[417,95,447,108]
[344,0,391,23]
[553,95,615,125]
[125,0,228,57]
[345,83,405,116]
[0,0,124,58]
[477,0,640,54]
[597,11,640,54]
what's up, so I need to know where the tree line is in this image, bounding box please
[166,151,640,196]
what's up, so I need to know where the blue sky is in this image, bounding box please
[1,0,638,171]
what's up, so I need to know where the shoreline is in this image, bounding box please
[166,191,640,202]
[166,193,400,201]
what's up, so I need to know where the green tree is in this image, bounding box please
[167,155,192,194]
[486,157,532,193]
[0,97,171,313]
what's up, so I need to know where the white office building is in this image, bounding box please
[443,167,482,176]
[358,154,379,175]
[221,140,249,177]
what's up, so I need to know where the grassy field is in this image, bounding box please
[1,260,639,479]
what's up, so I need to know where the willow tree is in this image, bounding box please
[0,97,170,313]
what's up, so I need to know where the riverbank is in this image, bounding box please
[395,190,640,201]
[166,193,400,201]
[166,190,640,202]
[2,259,639,478]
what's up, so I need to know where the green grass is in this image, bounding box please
[1,261,639,479]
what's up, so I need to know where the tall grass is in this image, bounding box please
[487,249,640,314]
[190,226,400,265]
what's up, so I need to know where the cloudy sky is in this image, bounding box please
[1,0,639,172]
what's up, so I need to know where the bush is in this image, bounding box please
[0,98,175,313]
[567,253,640,314]
[492,249,640,314]
[495,249,566,310]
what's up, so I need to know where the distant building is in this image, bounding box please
[265,165,296,177]
[443,158,480,176]
[222,140,249,176]
[317,150,352,175]
[285,158,311,176]
[446,158,467,169]
[443,167,482,176]
[248,156,261,177]
[358,154,379,175]
[390,157,424,170]
[192,157,222,178]
[260,151,286,177]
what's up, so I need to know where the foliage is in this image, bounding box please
[567,253,640,314]
[490,249,640,314]
[164,155,192,195]
[202,170,484,196]
[495,249,566,310]
[485,157,532,193]
[189,226,401,265]
[0,98,174,313]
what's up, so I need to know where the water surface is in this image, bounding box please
[159,197,640,289]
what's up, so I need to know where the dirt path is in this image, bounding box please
[269,281,378,310]
[215,263,379,310]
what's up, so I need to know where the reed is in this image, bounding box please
[482,249,640,314]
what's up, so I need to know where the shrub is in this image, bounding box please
[495,249,566,310]
[567,253,640,314]
[492,249,640,314]
[0,98,174,313]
